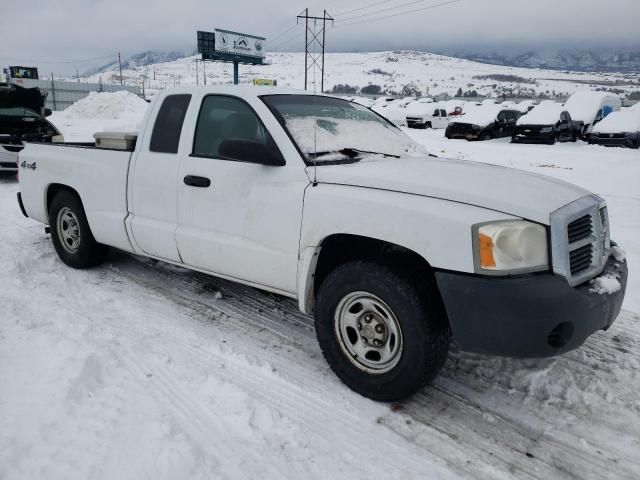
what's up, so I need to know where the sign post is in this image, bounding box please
[197,29,265,85]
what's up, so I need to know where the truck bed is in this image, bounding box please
[18,142,135,253]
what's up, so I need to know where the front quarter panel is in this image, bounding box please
[298,183,520,308]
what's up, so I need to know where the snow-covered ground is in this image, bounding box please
[1,102,640,479]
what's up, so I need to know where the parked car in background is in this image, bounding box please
[589,104,640,149]
[406,102,451,129]
[564,91,621,139]
[372,97,415,127]
[445,105,522,140]
[0,83,62,174]
[512,103,582,144]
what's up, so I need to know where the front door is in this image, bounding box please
[175,94,309,294]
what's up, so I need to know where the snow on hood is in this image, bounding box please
[285,116,426,160]
[311,156,590,224]
[564,91,620,123]
[517,103,562,125]
[593,108,640,134]
[452,105,503,127]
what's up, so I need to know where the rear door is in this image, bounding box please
[175,94,309,294]
[503,111,518,136]
[129,93,191,262]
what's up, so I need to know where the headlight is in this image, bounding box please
[541,127,553,133]
[473,220,548,274]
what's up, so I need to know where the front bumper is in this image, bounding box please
[589,132,639,149]
[512,131,554,144]
[435,253,627,358]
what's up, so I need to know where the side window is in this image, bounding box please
[504,111,516,123]
[440,109,447,117]
[497,111,507,123]
[432,109,440,117]
[193,95,281,163]
[149,94,191,154]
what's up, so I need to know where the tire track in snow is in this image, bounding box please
[102,254,640,480]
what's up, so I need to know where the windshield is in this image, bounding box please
[0,107,42,118]
[261,95,425,163]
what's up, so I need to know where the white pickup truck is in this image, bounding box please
[17,86,627,402]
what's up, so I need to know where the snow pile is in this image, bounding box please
[590,274,622,295]
[63,91,149,120]
[453,104,503,126]
[517,103,563,125]
[612,245,626,262]
[564,91,620,123]
[592,108,640,134]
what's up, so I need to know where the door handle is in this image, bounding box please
[183,175,211,188]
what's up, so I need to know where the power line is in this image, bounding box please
[269,27,304,51]
[332,0,389,17]
[337,0,426,22]
[334,0,461,28]
[266,24,299,44]
[0,53,116,64]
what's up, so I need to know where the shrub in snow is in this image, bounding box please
[361,85,382,95]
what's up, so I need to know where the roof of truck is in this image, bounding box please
[158,85,328,98]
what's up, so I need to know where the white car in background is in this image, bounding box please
[589,103,640,149]
[564,91,621,138]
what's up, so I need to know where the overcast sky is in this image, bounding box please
[2,0,639,74]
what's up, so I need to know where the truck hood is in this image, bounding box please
[309,156,590,224]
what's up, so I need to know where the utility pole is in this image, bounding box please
[118,52,123,86]
[203,60,207,86]
[297,9,333,91]
[195,59,199,86]
[76,69,79,83]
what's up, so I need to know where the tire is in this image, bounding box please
[49,191,108,269]
[424,122,432,129]
[480,133,492,141]
[571,132,578,142]
[547,134,557,145]
[314,261,450,402]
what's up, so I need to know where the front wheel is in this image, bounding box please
[49,191,108,269]
[315,261,450,402]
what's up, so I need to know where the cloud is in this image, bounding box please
[1,0,638,74]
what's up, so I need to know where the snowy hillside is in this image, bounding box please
[76,51,640,100]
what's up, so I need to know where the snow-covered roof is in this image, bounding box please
[592,108,640,134]
[564,91,621,123]
[453,104,504,127]
[517,103,563,125]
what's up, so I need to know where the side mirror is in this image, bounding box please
[44,108,53,117]
[218,138,285,167]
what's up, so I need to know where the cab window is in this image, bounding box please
[149,94,192,154]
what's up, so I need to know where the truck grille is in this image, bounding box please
[570,243,593,274]
[550,196,610,287]
[567,214,592,243]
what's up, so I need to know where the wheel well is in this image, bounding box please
[46,184,80,222]
[313,234,449,328]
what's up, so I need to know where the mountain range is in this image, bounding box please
[443,49,640,73]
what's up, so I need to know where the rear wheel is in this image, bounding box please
[315,261,450,402]
[49,191,108,268]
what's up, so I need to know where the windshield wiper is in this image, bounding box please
[309,147,400,160]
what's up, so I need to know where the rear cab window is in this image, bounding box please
[149,94,192,153]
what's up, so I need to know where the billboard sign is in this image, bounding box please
[253,78,277,86]
[197,29,265,65]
